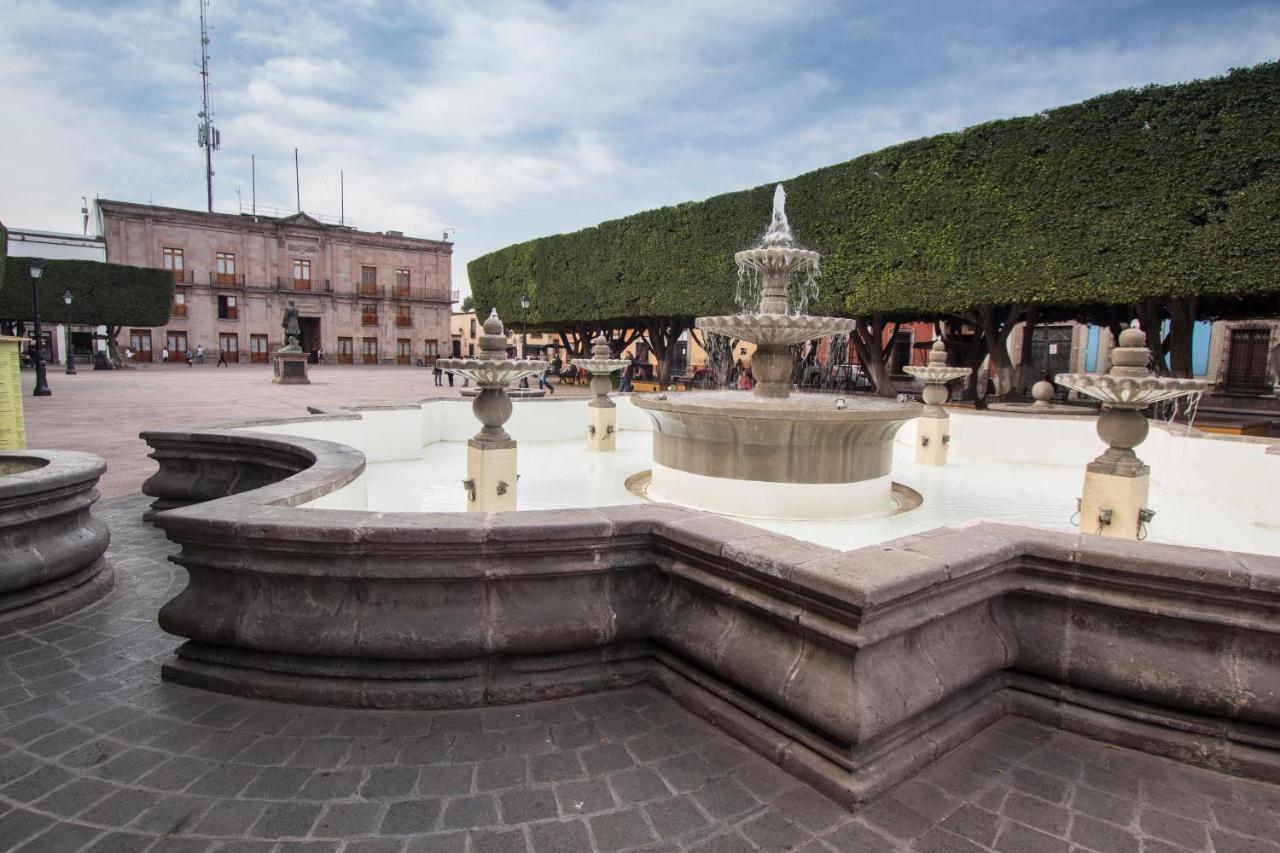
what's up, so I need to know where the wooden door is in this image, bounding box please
[338,337,354,364]
[361,337,378,365]
[250,334,269,364]
[1224,327,1271,395]
[130,330,153,362]
[396,339,411,365]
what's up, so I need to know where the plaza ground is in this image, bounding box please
[17,364,589,499]
[1,494,1278,852]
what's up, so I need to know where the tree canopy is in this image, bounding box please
[470,62,1280,327]
[0,256,174,326]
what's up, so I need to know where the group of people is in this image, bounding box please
[141,343,228,367]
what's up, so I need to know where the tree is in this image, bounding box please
[471,62,1280,392]
[460,294,475,312]
[0,257,174,363]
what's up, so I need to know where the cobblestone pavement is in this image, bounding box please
[17,366,588,500]
[1,494,1278,852]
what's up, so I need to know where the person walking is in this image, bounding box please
[196,344,205,364]
[433,361,443,386]
[185,349,194,367]
[216,349,228,367]
[537,366,555,394]
[161,347,169,364]
[618,355,634,393]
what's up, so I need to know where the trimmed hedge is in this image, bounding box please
[471,62,1280,325]
[0,257,173,326]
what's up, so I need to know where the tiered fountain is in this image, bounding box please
[634,185,920,519]
[437,309,548,512]
[903,339,970,465]
[574,334,631,452]
[1056,325,1205,539]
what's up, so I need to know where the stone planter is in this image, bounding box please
[0,450,113,633]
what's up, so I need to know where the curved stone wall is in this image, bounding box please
[0,450,113,632]
[140,426,1280,806]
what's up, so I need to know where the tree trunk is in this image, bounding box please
[640,319,690,384]
[105,325,124,366]
[1165,296,1197,378]
[943,318,990,401]
[1135,299,1168,375]
[849,315,896,397]
[972,304,1025,400]
[1015,307,1039,393]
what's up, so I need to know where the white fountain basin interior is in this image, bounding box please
[238,395,1280,556]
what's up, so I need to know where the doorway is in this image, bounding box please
[1030,326,1073,381]
[298,317,321,354]
[1223,327,1272,395]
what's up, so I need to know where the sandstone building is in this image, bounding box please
[96,200,453,365]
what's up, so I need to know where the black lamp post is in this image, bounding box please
[519,294,530,358]
[29,260,51,397]
[63,289,77,375]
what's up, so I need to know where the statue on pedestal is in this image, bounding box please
[280,301,303,353]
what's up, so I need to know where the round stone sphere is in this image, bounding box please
[1031,380,1055,405]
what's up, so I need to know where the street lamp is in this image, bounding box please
[29,261,51,397]
[63,289,77,375]
[519,294,530,358]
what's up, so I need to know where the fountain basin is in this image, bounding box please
[633,391,920,518]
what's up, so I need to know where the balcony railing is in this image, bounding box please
[392,285,413,299]
[170,269,194,284]
[361,313,379,326]
[359,283,384,298]
[213,272,245,287]
[172,304,188,318]
[275,277,333,293]
[396,315,412,328]
[218,308,239,321]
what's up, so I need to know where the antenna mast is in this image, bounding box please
[196,0,220,213]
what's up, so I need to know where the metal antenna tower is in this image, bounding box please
[196,0,220,212]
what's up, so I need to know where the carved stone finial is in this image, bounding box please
[927,339,947,367]
[477,309,508,361]
[591,334,612,360]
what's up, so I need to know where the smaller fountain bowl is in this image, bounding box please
[903,365,970,384]
[1054,373,1206,408]
[734,247,820,272]
[437,357,548,388]
[576,358,631,376]
[697,314,856,348]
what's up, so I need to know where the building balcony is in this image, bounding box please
[172,304,188,319]
[218,308,239,321]
[275,277,333,294]
[392,286,413,299]
[359,284,384,298]
[361,314,379,327]
[396,317,412,328]
[213,272,245,287]
[170,269,194,284]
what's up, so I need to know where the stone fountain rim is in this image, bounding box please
[1054,373,1208,406]
[632,392,921,422]
[903,366,972,383]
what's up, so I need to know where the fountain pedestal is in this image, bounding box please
[1057,327,1204,539]
[903,340,969,466]
[577,335,630,452]
[438,311,547,513]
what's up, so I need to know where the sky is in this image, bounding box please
[1,0,1278,297]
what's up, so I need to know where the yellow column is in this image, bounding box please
[0,336,27,450]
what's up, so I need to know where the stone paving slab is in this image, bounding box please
[17,366,587,499]
[1,493,1278,852]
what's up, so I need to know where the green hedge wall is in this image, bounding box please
[0,257,174,326]
[471,62,1280,325]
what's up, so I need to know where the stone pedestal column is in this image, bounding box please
[1078,406,1150,539]
[916,409,950,466]
[903,340,968,466]
[0,337,26,450]
[273,351,310,385]
[580,335,629,452]
[467,386,517,512]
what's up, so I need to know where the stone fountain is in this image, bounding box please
[1056,325,1205,539]
[575,334,630,452]
[634,185,920,519]
[903,339,969,465]
[437,309,548,512]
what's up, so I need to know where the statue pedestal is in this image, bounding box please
[587,402,617,452]
[466,441,517,512]
[1080,467,1149,539]
[915,412,950,466]
[0,337,26,450]
[273,351,310,385]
